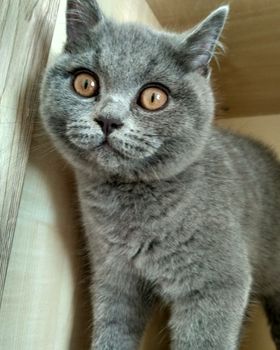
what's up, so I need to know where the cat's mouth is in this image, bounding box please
[96,138,126,159]
[96,138,113,151]
[100,138,110,147]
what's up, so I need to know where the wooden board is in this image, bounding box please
[147,0,280,118]
[0,0,61,306]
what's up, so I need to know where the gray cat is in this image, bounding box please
[40,0,280,349]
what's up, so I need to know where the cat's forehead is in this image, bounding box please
[99,22,162,53]
[93,22,173,83]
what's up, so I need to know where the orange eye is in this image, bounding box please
[139,86,168,111]
[73,72,99,97]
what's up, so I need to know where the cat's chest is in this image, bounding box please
[79,178,210,292]
[79,180,187,259]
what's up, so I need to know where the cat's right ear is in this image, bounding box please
[175,6,229,76]
[65,0,104,52]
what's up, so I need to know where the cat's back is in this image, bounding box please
[204,126,280,221]
[206,127,280,291]
[211,126,280,194]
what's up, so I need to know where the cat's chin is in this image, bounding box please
[92,142,130,171]
[96,139,125,158]
[86,142,147,179]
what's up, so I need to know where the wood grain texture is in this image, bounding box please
[100,0,160,26]
[147,0,280,118]
[0,0,61,305]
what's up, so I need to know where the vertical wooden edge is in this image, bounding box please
[0,0,61,305]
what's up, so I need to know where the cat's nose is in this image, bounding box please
[94,116,123,136]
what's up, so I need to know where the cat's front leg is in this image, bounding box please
[168,277,251,350]
[92,261,155,350]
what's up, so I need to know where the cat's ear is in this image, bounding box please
[177,6,229,75]
[65,0,104,52]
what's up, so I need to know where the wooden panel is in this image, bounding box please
[100,0,160,26]
[0,0,60,305]
[0,136,91,349]
[147,0,280,118]
[240,305,275,350]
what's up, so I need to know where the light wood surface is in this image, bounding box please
[0,0,61,305]
[147,0,280,119]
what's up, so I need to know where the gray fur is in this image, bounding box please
[40,1,280,349]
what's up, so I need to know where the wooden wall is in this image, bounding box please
[0,0,61,308]
[147,0,280,118]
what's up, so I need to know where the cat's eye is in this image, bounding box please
[73,72,99,97]
[139,86,168,111]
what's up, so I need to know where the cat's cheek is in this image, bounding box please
[66,128,103,151]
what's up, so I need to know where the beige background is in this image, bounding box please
[0,0,279,349]
[147,0,280,119]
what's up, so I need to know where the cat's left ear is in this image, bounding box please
[65,0,104,52]
[177,6,229,75]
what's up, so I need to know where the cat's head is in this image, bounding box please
[40,0,228,181]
